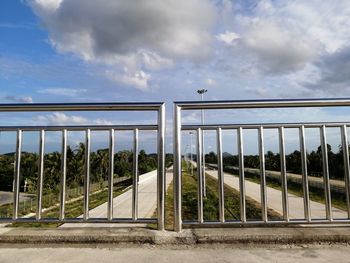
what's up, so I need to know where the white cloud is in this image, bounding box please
[217,0,350,76]
[105,69,151,91]
[29,0,216,67]
[35,112,87,126]
[205,78,217,86]
[38,88,87,97]
[34,112,114,126]
[216,31,240,45]
[2,96,33,103]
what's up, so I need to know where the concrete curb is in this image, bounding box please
[1,227,350,245]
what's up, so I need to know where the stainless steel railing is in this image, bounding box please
[173,98,350,231]
[0,102,165,230]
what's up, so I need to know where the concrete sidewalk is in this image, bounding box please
[2,227,350,245]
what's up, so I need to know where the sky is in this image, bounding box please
[1,0,350,154]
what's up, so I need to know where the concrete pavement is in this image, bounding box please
[61,169,172,228]
[205,169,347,219]
[2,245,350,263]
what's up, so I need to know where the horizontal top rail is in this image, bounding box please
[0,124,158,131]
[0,102,164,112]
[175,98,350,110]
[182,122,350,130]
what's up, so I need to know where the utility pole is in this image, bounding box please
[197,89,207,196]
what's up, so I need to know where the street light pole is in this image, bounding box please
[197,89,207,196]
[189,131,194,176]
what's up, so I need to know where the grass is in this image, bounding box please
[159,166,280,230]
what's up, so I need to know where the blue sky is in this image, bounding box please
[1,0,350,154]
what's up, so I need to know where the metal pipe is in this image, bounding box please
[108,129,115,220]
[197,128,204,223]
[341,125,350,218]
[182,122,350,130]
[59,129,67,220]
[279,127,289,222]
[0,124,158,132]
[174,105,182,232]
[13,129,22,220]
[157,104,166,230]
[83,129,91,220]
[299,126,311,221]
[176,98,350,110]
[132,128,139,221]
[0,102,163,112]
[217,128,225,223]
[258,127,268,222]
[320,125,332,221]
[238,127,246,222]
[36,130,45,220]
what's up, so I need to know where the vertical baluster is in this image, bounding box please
[300,126,311,221]
[132,128,139,221]
[217,128,225,223]
[174,105,182,232]
[320,125,332,221]
[197,128,203,223]
[13,129,22,220]
[341,125,350,218]
[36,130,45,220]
[279,127,289,221]
[238,127,246,222]
[258,127,268,222]
[59,129,67,220]
[108,129,114,220]
[157,104,166,230]
[83,129,91,220]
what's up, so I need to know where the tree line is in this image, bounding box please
[0,142,158,193]
[202,144,348,180]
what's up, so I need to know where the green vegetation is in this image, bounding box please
[159,163,280,230]
[204,144,347,180]
[11,178,132,227]
[0,143,158,222]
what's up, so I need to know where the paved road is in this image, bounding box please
[0,191,35,206]
[62,169,172,227]
[1,246,350,263]
[205,169,347,219]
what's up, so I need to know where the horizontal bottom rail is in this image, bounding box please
[183,219,350,228]
[0,218,157,224]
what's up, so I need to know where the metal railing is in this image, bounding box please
[173,98,350,231]
[0,102,165,230]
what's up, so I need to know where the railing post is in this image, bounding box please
[83,129,91,220]
[36,129,45,220]
[132,128,139,221]
[321,125,332,221]
[108,129,115,220]
[13,129,22,220]
[258,127,268,222]
[174,104,182,232]
[157,103,166,230]
[341,125,350,218]
[197,128,204,223]
[217,127,225,223]
[237,127,246,222]
[279,127,289,222]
